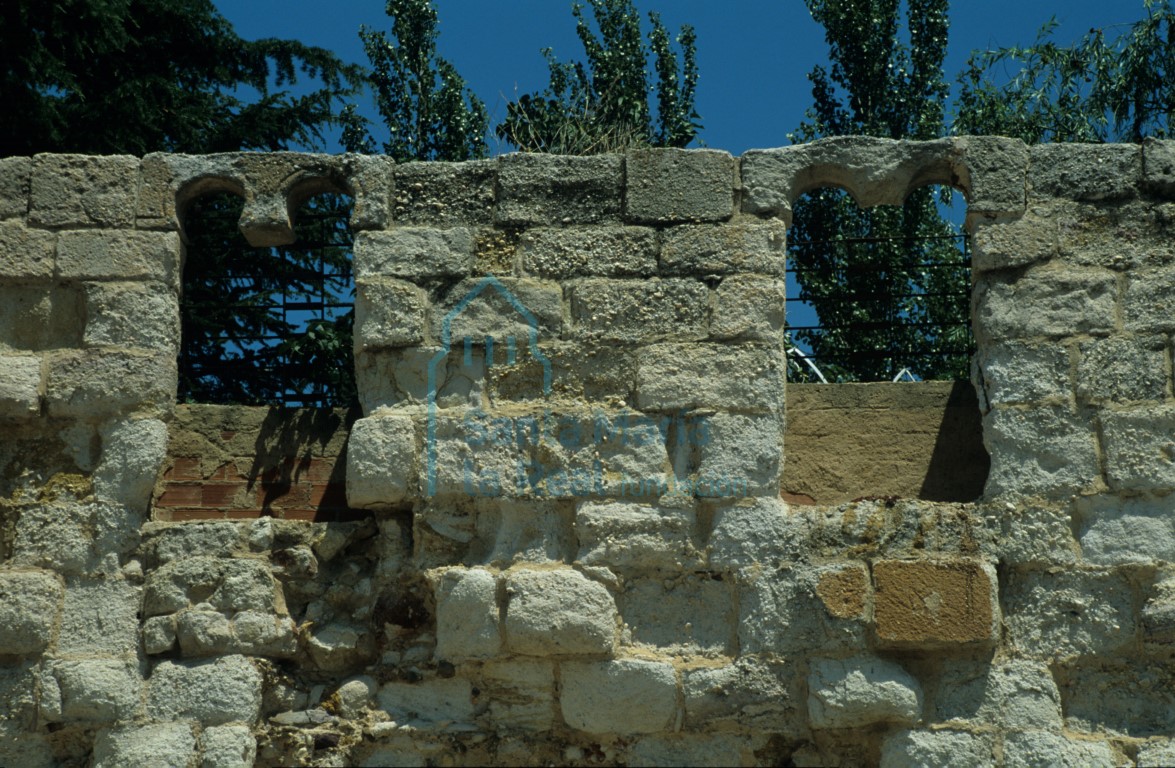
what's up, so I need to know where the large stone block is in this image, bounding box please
[1003,731,1117,768]
[575,501,700,572]
[354,278,427,350]
[0,571,63,655]
[617,576,734,653]
[474,499,575,566]
[955,135,1030,215]
[481,659,555,731]
[392,159,495,225]
[504,568,617,656]
[872,559,999,649]
[30,154,139,228]
[682,657,794,730]
[560,659,677,734]
[1143,138,1175,197]
[707,497,802,569]
[1004,569,1135,659]
[0,220,55,278]
[175,608,297,658]
[198,724,256,768]
[520,226,658,278]
[10,501,97,575]
[1059,659,1175,737]
[346,414,417,507]
[567,278,709,343]
[93,417,168,514]
[636,343,784,413]
[83,282,179,351]
[693,411,782,497]
[970,214,1057,273]
[0,156,31,220]
[738,565,868,654]
[1077,494,1175,565]
[974,341,1070,407]
[57,230,179,282]
[1101,405,1175,491]
[711,276,786,340]
[0,354,42,417]
[40,658,142,723]
[376,678,475,725]
[92,723,196,768]
[879,730,994,768]
[1076,335,1166,404]
[0,284,85,352]
[807,656,922,729]
[627,734,759,768]
[1030,143,1141,201]
[147,655,262,725]
[56,577,140,655]
[935,658,1061,730]
[354,227,474,279]
[432,567,501,661]
[143,556,279,616]
[45,349,175,418]
[974,267,1116,342]
[626,148,736,223]
[1125,269,1175,333]
[982,405,1100,498]
[431,276,562,343]
[497,153,623,225]
[660,220,786,276]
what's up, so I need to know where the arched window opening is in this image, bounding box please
[785,184,972,383]
[179,191,357,407]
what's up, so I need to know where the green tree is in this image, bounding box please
[497,0,700,154]
[955,0,1175,143]
[789,0,971,382]
[342,0,488,161]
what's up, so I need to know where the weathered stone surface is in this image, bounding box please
[57,230,179,282]
[935,659,1062,729]
[92,723,196,768]
[982,406,1100,498]
[1076,494,1175,565]
[142,615,177,655]
[970,214,1058,272]
[1138,739,1175,767]
[1125,269,1175,333]
[143,556,278,616]
[482,659,555,731]
[83,282,179,351]
[175,608,297,658]
[0,156,32,219]
[56,577,140,654]
[497,153,622,225]
[974,342,1070,407]
[567,278,708,342]
[617,576,735,653]
[660,220,786,275]
[11,501,97,575]
[504,568,617,656]
[30,154,139,228]
[0,571,63,655]
[711,276,786,340]
[346,414,417,507]
[520,226,657,278]
[707,497,800,569]
[879,729,994,768]
[561,659,677,734]
[872,559,999,649]
[334,676,378,719]
[0,722,52,768]
[1030,142,1141,201]
[1005,569,1135,659]
[0,220,55,278]
[432,567,501,660]
[626,149,735,223]
[354,227,474,279]
[693,412,781,497]
[683,657,794,729]
[305,621,374,671]
[1101,405,1175,491]
[432,276,562,342]
[147,655,262,725]
[354,278,427,349]
[1076,336,1166,404]
[627,734,758,768]
[40,658,142,723]
[1143,573,1175,644]
[377,678,475,724]
[426,411,527,499]
[0,355,42,417]
[975,267,1116,342]
[1003,731,1116,768]
[393,159,496,225]
[575,501,700,572]
[94,417,168,514]
[0,283,85,353]
[956,135,1030,214]
[1143,138,1175,197]
[807,656,921,729]
[815,563,871,620]
[199,724,256,768]
[45,349,175,418]
[738,565,868,654]
[140,521,243,566]
[1059,659,1175,737]
[636,343,784,413]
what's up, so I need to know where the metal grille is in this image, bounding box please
[178,192,357,407]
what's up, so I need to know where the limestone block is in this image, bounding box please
[142,615,177,655]
[814,563,872,621]
[147,655,262,725]
[30,154,139,228]
[92,723,197,768]
[660,220,786,276]
[334,676,378,719]
[561,659,677,734]
[354,278,427,350]
[482,659,555,731]
[970,214,1057,273]
[575,501,700,572]
[807,656,922,729]
[626,148,735,223]
[636,343,784,413]
[1139,739,1175,767]
[1101,405,1175,491]
[520,226,658,278]
[474,499,575,566]
[0,156,31,219]
[567,278,708,343]
[974,267,1116,342]
[0,355,41,417]
[0,662,39,730]
[83,282,179,351]
[199,724,256,768]
[1143,574,1175,644]
[1003,731,1116,768]
[431,276,562,342]
[1030,143,1141,201]
[1004,568,1135,659]
[11,501,96,575]
[973,341,1070,406]
[630,735,761,768]
[707,497,802,569]
[175,609,297,659]
[45,349,175,419]
[354,227,474,279]
[683,657,794,729]
[426,411,529,499]
[955,135,1030,215]
[1125,269,1175,333]
[872,559,999,649]
[56,577,140,655]
[57,230,179,282]
[1076,494,1175,565]
[1059,659,1175,736]
[0,220,55,278]
[738,565,868,654]
[982,406,1100,498]
[1076,336,1166,404]
[693,411,782,497]
[393,159,496,225]
[343,153,394,231]
[40,658,142,723]
[712,276,786,340]
[432,567,501,661]
[305,621,374,671]
[143,556,278,616]
[140,521,243,566]
[879,730,994,768]
[94,418,168,514]
[935,659,1062,729]
[376,678,475,724]
[0,283,85,353]
[497,153,622,225]
[617,576,735,653]
[346,414,417,507]
[504,568,617,656]
[0,571,62,655]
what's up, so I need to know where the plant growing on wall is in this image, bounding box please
[496,0,701,154]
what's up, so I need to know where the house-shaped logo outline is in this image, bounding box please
[425,275,553,496]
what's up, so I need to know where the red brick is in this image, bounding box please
[226,509,266,520]
[163,458,202,481]
[163,508,227,522]
[306,458,337,484]
[202,483,246,508]
[256,482,311,509]
[208,462,249,482]
[310,482,347,508]
[156,484,202,507]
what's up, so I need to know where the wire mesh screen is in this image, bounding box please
[179,191,357,407]
[785,187,973,383]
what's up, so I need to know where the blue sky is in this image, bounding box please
[215,0,1139,155]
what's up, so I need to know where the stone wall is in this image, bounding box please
[0,139,1174,766]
